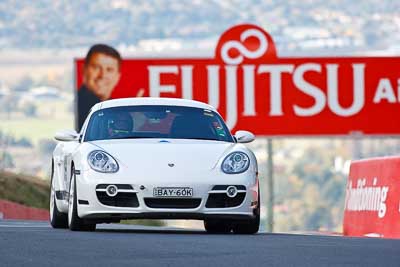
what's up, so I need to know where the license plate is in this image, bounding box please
[153,187,193,197]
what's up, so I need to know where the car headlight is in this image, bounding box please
[88,150,119,173]
[221,152,250,174]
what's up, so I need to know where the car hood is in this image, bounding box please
[88,139,236,171]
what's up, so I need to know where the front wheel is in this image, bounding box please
[232,214,260,234]
[49,174,68,229]
[232,191,260,234]
[68,168,96,231]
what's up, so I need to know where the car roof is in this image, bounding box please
[93,97,216,112]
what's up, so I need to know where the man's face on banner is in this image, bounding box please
[83,53,121,101]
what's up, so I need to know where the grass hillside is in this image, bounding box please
[0,171,49,210]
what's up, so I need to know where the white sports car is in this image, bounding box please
[50,97,260,234]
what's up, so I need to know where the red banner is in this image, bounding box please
[343,157,400,238]
[76,24,400,136]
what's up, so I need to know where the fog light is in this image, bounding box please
[106,185,118,197]
[226,186,238,198]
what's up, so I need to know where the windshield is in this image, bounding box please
[84,105,234,142]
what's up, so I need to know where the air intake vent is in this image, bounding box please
[206,193,246,208]
[96,192,139,207]
[144,198,201,209]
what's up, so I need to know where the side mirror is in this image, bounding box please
[234,130,255,143]
[54,129,79,142]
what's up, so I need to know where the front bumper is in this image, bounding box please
[75,169,259,223]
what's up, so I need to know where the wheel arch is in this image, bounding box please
[51,157,63,191]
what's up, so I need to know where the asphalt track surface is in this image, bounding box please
[1,220,400,267]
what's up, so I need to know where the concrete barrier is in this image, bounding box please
[0,199,49,221]
[343,156,400,238]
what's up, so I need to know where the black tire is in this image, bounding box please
[232,191,260,234]
[204,219,231,234]
[49,165,68,229]
[68,167,96,232]
[232,214,259,234]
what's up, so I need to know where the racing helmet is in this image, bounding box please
[108,111,133,136]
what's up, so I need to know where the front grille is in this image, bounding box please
[144,198,201,209]
[96,192,139,207]
[205,193,246,208]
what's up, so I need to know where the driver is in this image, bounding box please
[108,112,133,138]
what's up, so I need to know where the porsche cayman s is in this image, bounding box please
[50,97,260,234]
